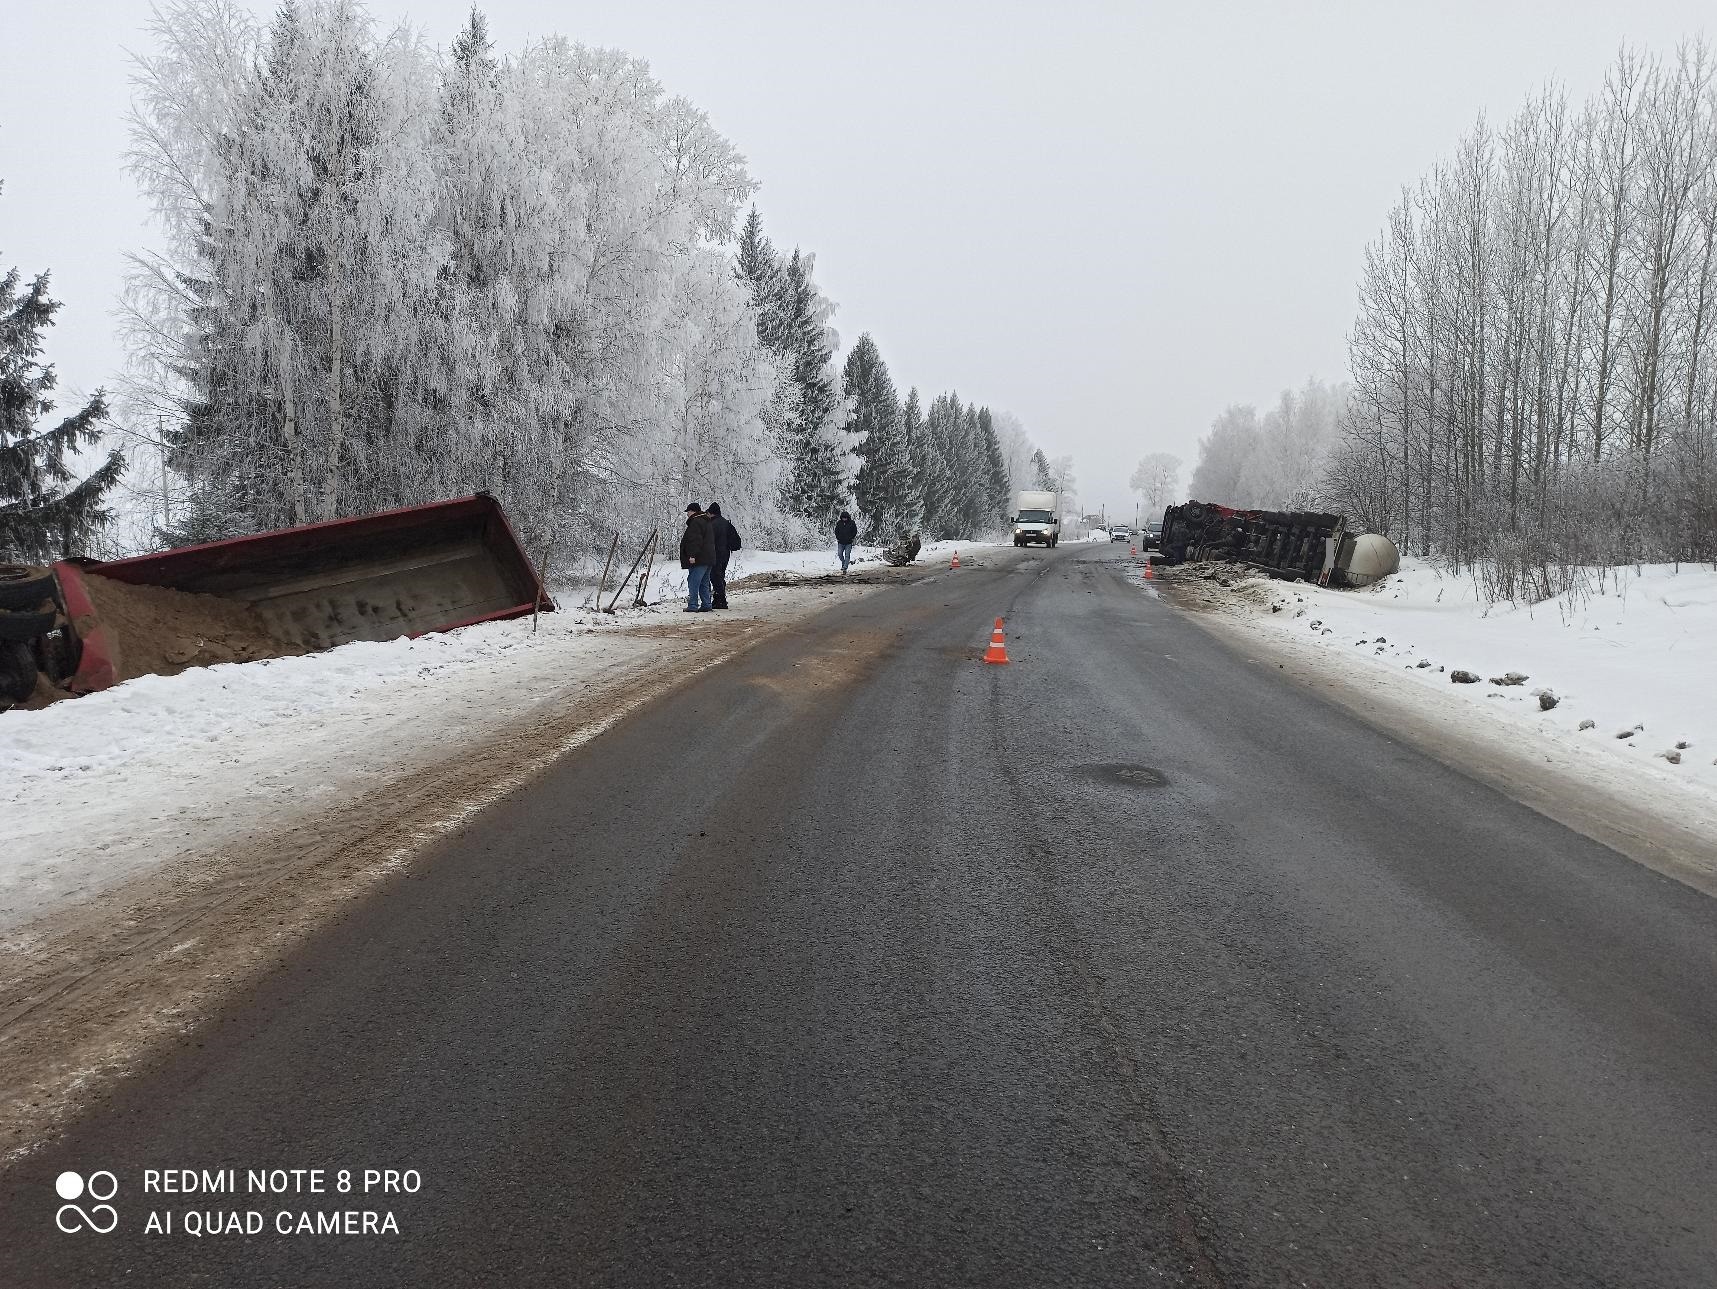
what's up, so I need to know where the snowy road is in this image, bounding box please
[5,542,1717,1286]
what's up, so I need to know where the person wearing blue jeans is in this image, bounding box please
[679,502,716,611]
[834,510,858,576]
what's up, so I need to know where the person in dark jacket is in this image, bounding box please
[834,511,859,574]
[679,503,717,611]
[707,502,742,610]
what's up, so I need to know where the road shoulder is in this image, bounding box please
[1163,575,1717,898]
[0,578,894,1164]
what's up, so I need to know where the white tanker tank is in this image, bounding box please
[1324,531,1400,587]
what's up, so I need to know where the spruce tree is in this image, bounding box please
[0,227,124,561]
[1031,447,1054,490]
[735,206,783,344]
[957,402,987,534]
[919,392,962,539]
[901,387,928,526]
[845,334,917,542]
[776,249,846,524]
[978,406,1010,528]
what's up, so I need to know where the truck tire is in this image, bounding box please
[34,623,80,683]
[0,608,57,642]
[0,640,35,709]
[0,565,55,612]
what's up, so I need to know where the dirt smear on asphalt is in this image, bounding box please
[0,584,885,1164]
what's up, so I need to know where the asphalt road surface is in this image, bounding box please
[6,542,1717,1287]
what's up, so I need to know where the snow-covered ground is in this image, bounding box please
[0,542,998,936]
[1179,554,1717,795]
[625,538,998,605]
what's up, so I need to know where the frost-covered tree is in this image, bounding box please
[125,0,775,564]
[991,410,1036,495]
[919,392,963,538]
[1188,383,1345,510]
[731,211,851,528]
[846,334,917,541]
[735,206,785,347]
[1332,38,1717,583]
[1129,451,1180,518]
[1031,447,1054,489]
[977,406,1011,528]
[908,392,1016,538]
[775,249,850,524]
[1188,406,1261,504]
[0,231,125,560]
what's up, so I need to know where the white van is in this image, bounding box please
[1012,491,1061,547]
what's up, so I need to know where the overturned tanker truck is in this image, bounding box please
[1156,501,1399,588]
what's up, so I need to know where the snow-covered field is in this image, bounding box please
[1180,554,1717,800]
[630,538,997,603]
[0,542,995,936]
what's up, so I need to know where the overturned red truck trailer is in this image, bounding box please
[2,493,551,705]
[1157,500,1400,587]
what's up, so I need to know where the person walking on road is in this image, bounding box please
[708,502,742,610]
[680,503,716,612]
[834,510,858,575]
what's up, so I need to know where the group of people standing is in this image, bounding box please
[678,502,742,612]
[677,504,865,612]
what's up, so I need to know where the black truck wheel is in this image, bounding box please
[0,565,55,612]
[0,608,57,642]
[0,640,36,708]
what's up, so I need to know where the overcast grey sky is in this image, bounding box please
[3,0,1713,518]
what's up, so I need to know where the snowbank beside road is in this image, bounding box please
[631,539,998,603]
[1253,558,1717,789]
[0,542,1002,936]
[1165,555,1717,870]
[0,606,645,934]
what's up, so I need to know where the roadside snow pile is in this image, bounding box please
[1238,557,1717,791]
[0,538,943,934]
[641,538,998,599]
[0,608,654,934]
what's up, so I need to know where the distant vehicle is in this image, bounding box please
[1109,527,1132,543]
[1011,491,1061,548]
[1143,521,1163,549]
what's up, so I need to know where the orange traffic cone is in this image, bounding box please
[951,551,960,570]
[1130,545,1136,557]
[983,617,1010,665]
[1143,561,1155,580]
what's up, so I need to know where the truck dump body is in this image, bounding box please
[54,494,550,695]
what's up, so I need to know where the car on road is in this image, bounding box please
[1109,527,1132,543]
[1142,521,1163,549]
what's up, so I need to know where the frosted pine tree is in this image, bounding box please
[919,392,963,538]
[1031,448,1054,490]
[0,229,124,560]
[775,249,849,524]
[844,334,917,542]
[978,406,1010,528]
